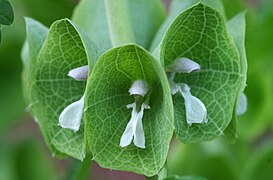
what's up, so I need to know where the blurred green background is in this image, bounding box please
[0,0,272,179]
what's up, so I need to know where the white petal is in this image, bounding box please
[129,80,149,97]
[166,58,201,73]
[119,114,135,147]
[120,103,149,148]
[236,92,247,116]
[120,103,137,147]
[180,84,207,126]
[58,96,84,132]
[68,65,89,81]
[133,104,147,148]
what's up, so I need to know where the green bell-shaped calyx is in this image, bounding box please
[84,44,174,176]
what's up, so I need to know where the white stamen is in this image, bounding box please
[172,83,207,126]
[129,80,149,97]
[236,92,247,116]
[120,102,150,148]
[58,96,84,132]
[68,65,89,81]
[165,58,201,73]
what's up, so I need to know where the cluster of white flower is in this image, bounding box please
[57,57,248,149]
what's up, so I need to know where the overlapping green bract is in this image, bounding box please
[22,18,48,108]
[25,19,101,160]
[224,12,247,143]
[21,0,247,177]
[84,44,173,176]
[150,0,225,51]
[160,3,243,143]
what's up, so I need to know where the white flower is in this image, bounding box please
[58,96,84,132]
[68,65,89,81]
[120,102,150,148]
[167,57,207,126]
[165,57,201,73]
[129,80,149,97]
[120,80,150,148]
[236,92,247,116]
[171,83,207,126]
[58,65,89,132]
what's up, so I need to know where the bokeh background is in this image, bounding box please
[0,0,272,179]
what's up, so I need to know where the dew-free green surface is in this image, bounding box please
[0,0,14,26]
[32,19,100,160]
[22,17,48,107]
[0,0,14,44]
[160,4,242,143]
[72,0,166,50]
[21,18,67,157]
[85,44,174,176]
[104,0,135,46]
[224,12,247,143]
[150,0,225,52]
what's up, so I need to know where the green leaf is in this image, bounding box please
[0,0,14,25]
[20,20,66,157]
[160,3,242,143]
[227,12,247,92]
[224,12,247,142]
[104,0,135,46]
[150,0,225,52]
[128,0,166,49]
[21,17,48,107]
[223,113,238,144]
[164,176,207,180]
[85,44,174,176]
[72,0,111,50]
[147,164,168,180]
[32,19,101,160]
[20,18,66,156]
[72,0,166,50]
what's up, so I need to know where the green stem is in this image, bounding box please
[104,0,135,46]
[68,154,93,180]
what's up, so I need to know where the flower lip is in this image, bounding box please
[119,102,150,148]
[171,83,207,126]
[129,80,149,97]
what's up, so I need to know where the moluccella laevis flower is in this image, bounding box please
[120,80,150,149]
[167,57,208,126]
[58,65,88,132]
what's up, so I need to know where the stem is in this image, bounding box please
[104,0,135,46]
[68,154,93,180]
[0,23,7,31]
